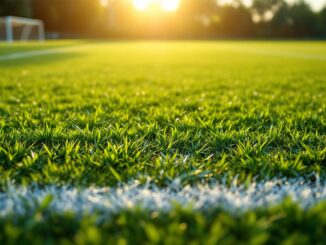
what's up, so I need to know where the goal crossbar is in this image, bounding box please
[0,16,45,43]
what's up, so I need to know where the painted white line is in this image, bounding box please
[0,44,95,62]
[1,44,325,62]
[0,177,325,217]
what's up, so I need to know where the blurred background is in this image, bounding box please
[0,0,326,39]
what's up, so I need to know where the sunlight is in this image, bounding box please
[100,0,108,7]
[133,0,151,11]
[132,0,180,12]
[161,0,180,12]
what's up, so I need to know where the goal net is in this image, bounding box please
[0,16,45,43]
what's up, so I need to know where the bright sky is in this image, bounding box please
[100,0,180,12]
[132,0,180,12]
[100,0,326,12]
[219,0,326,11]
[297,0,326,10]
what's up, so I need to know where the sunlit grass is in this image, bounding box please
[0,41,325,243]
[0,40,87,55]
[1,41,325,186]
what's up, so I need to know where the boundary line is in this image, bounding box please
[0,44,95,62]
[1,177,325,217]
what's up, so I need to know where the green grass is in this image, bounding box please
[1,41,325,186]
[0,41,326,243]
[0,40,86,55]
[1,200,325,245]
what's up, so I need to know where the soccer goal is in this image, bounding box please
[0,16,45,43]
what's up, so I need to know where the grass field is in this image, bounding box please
[0,41,326,244]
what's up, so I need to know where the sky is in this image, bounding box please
[100,0,326,12]
[219,0,326,11]
[293,0,326,10]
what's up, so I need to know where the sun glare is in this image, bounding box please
[133,0,150,11]
[100,0,108,7]
[161,0,180,12]
[132,0,180,12]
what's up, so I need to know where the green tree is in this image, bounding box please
[32,0,107,35]
[316,7,326,36]
[215,3,253,37]
[287,1,317,37]
[0,0,32,17]
[252,0,284,21]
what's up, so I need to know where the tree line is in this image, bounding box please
[1,0,326,38]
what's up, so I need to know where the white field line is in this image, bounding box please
[1,44,326,62]
[0,44,95,62]
[0,177,325,217]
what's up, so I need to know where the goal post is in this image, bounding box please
[0,16,45,43]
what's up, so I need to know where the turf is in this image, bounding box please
[0,41,326,243]
[0,40,86,55]
[1,201,325,245]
